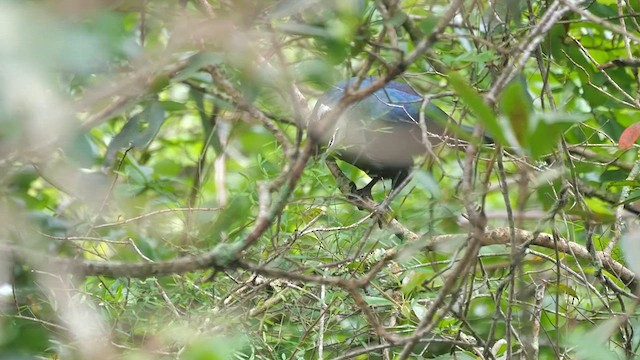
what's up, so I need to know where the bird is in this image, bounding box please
[309,76,488,200]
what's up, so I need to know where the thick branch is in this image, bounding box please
[3,226,635,290]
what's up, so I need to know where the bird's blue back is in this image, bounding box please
[316,77,448,127]
[309,76,491,192]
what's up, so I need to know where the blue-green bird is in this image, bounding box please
[309,77,488,198]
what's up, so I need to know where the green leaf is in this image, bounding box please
[527,112,587,158]
[411,301,427,320]
[104,100,166,167]
[65,133,99,168]
[548,283,578,298]
[419,17,439,35]
[500,76,532,146]
[363,296,394,307]
[600,169,630,183]
[276,22,332,38]
[606,180,640,188]
[413,170,442,198]
[570,318,622,360]
[448,71,506,144]
[181,335,247,360]
[401,270,429,295]
[189,86,208,126]
[159,100,186,111]
[149,74,170,93]
[174,52,223,82]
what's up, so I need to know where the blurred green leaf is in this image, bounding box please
[500,75,532,146]
[402,270,429,295]
[528,112,587,158]
[104,100,166,167]
[600,169,629,183]
[570,318,621,360]
[413,170,442,198]
[181,336,247,360]
[65,133,100,168]
[448,71,506,144]
[174,52,224,82]
[419,16,439,35]
[364,296,394,307]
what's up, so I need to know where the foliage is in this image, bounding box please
[1,0,640,359]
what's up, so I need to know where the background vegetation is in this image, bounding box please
[1,0,640,358]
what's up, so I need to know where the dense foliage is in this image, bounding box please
[2,0,640,359]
